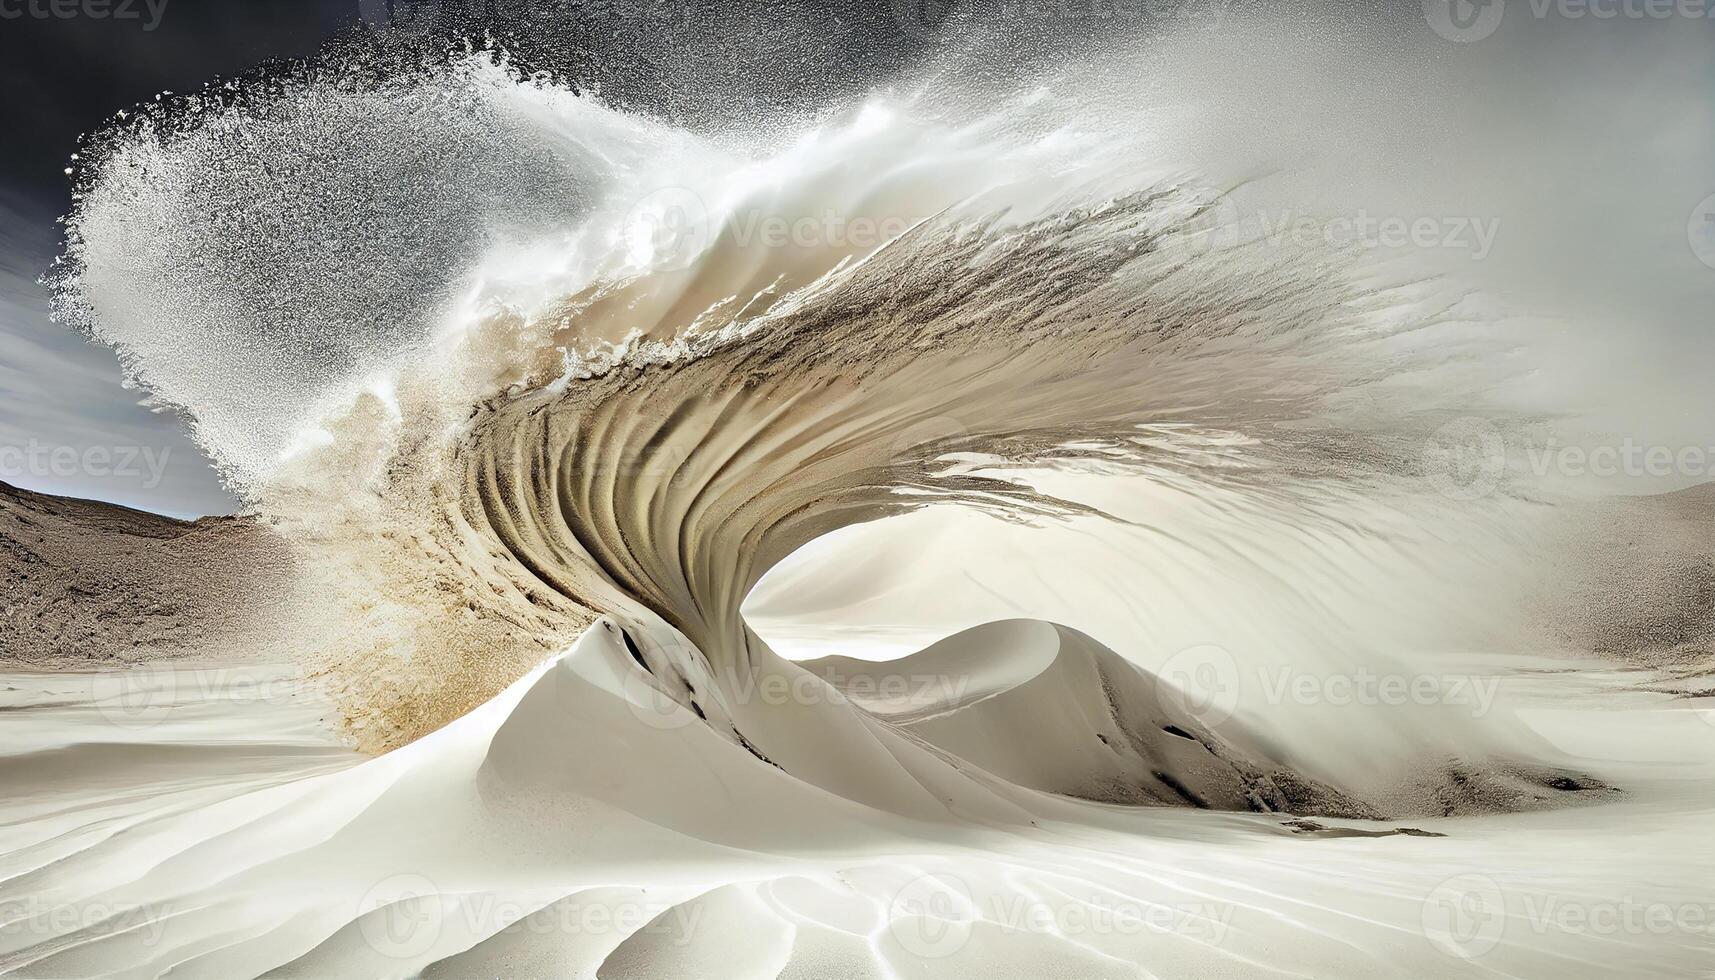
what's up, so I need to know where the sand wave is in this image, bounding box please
[16,34,1712,978]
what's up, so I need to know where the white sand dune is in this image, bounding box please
[803,619,1381,816]
[2,601,1711,979]
[2,481,1711,980]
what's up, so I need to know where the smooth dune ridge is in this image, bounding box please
[2,601,1710,978]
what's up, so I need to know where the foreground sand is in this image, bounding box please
[2,484,1713,978]
[2,616,1711,979]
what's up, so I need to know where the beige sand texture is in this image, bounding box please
[8,42,1712,978]
[0,482,305,666]
[3,466,1713,978]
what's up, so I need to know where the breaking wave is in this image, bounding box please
[52,39,1591,814]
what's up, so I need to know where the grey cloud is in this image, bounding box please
[0,191,236,518]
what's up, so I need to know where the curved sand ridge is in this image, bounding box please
[807,620,1379,815]
[422,185,1607,819]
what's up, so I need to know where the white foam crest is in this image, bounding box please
[55,53,725,491]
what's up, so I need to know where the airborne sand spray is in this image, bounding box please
[50,26,1592,789]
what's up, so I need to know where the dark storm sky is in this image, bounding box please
[1,1,1710,517]
[0,0,362,517]
[0,0,917,518]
